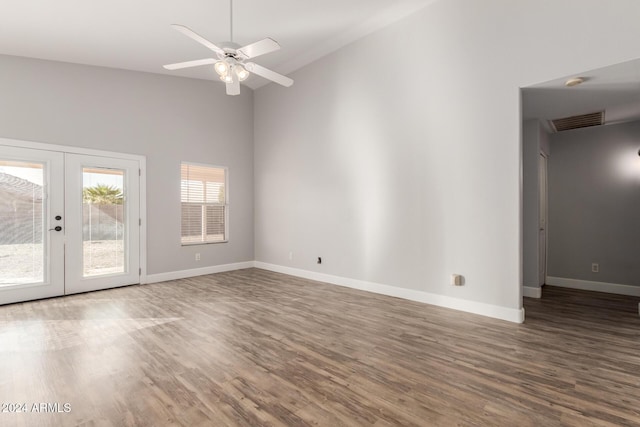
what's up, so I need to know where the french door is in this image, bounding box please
[0,146,64,304]
[0,145,140,305]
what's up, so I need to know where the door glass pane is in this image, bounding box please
[82,168,126,277]
[0,161,45,286]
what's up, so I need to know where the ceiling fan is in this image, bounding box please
[163,0,293,96]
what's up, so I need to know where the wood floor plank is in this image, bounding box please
[2,270,640,426]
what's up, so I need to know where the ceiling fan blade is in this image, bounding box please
[245,63,293,87]
[237,38,281,60]
[163,58,216,70]
[171,24,224,55]
[226,78,240,96]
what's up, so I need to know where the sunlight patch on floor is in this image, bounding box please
[0,317,182,352]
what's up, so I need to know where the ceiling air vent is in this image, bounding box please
[549,111,604,133]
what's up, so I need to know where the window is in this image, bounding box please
[181,163,227,244]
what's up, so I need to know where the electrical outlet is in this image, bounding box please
[317,257,322,264]
[451,274,464,286]
[195,253,201,261]
[289,251,293,261]
[592,263,599,273]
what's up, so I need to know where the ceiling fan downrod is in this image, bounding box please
[229,0,233,43]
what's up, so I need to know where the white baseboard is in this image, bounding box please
[145,261,255,284]
[255,262,524,323]
[546,276,640,297]
[523,286,542,299]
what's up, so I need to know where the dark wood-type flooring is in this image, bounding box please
[1,268,640,426]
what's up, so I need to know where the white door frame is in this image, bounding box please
[539,151,548,286]
[0,137,147,285]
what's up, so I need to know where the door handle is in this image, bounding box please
[49,226,62,232]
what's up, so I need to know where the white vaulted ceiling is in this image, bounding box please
[0,0,437,89]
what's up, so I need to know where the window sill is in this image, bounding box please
[181,240,228,246]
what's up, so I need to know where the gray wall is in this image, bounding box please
[548,121,640,286]
[254,0,640,310]
[0,54,254,275]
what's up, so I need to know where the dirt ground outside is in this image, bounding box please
[0,240,124,285]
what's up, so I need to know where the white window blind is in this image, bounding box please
[181,163,227,244]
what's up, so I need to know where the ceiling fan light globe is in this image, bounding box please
[221,73,234,84]
[214,60,229,76]
[235,65,250,81]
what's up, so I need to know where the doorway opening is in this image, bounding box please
[521,58,640,309]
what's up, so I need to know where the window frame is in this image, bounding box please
[180,161,229,246]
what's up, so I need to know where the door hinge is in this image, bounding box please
[139,268,142,276]
[139,169,141,176]
[139,218,142,226]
